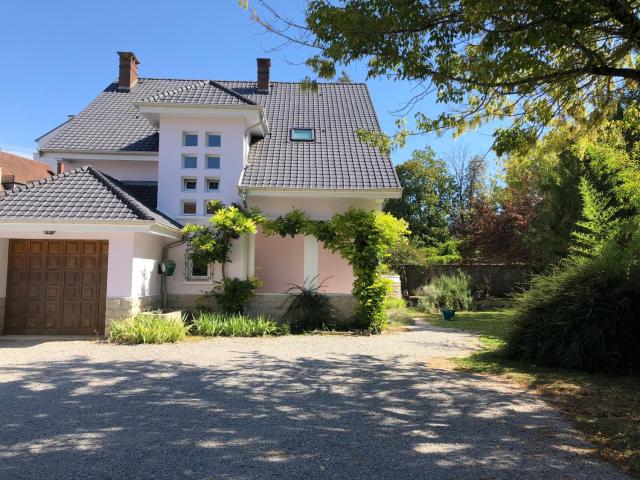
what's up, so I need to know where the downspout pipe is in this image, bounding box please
[161,235,187,311]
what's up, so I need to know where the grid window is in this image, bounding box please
[206,178,220,192]
[182,155,197,169]
[182,132,198,147]
[182,178,197,191]
[207,133,222,147]
[206,156,220,169]
[181,201,197,215]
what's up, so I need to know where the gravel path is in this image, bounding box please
[0,323,629,480]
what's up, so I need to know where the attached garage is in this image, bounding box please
[5,239,108,335]
[0,166,183,335]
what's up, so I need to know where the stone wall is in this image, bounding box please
[105,295,162,330]
[167,293,357,322]
[402,264,533,297]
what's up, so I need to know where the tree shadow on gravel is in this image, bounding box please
[0,349,629,480]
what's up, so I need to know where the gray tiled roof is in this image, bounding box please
[0,166,181,229]
[40,78,401,190]
[140,80,256,106]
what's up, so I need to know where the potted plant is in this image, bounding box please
[437,292,456,321]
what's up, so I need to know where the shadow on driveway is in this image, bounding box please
[0,348,629,479]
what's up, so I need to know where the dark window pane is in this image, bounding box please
[207,180,219,191]
[206,156,220,169]
[183,179,197,190]
[191,258,208,277]
[183,133,198,146]
[182,202,196,215]
[183,156,197,168]
[207,134,221,147]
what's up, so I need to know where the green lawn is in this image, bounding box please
[423,309,640,477]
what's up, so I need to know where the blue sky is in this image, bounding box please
[0,0,498,169]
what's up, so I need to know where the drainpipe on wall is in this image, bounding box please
[161,236,187,311]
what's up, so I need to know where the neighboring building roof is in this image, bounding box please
[0,151,52,185]
[0,166,181,229]
[39,77,400,191]
[120,182,158,209]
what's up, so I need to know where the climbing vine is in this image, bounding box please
[263,208,409,333]
[184,202,408,332]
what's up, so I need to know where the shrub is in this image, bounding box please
[108,313,190,344]
[506,238,640,373]
[207,277,261,314]
[283,279,340,333]
[383,296,406,310]
[417,272,473,311]
[192,312,289,337]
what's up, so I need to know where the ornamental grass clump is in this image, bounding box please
[108,313,190,344]
[192,312,289,337]
[282,279,339,333]
[417,272,473,311]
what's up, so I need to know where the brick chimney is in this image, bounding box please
[117,51,140,92]
[257,58,271,93]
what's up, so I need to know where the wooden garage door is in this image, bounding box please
[5,240,108,335]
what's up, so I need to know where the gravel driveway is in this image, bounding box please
[0,323,629,480]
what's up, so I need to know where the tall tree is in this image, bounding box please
[248,0,640,153]
[446,147,488,235]
[384,149,455,247]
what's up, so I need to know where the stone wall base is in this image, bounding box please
[167,293,357,322]
[105,295,162,330]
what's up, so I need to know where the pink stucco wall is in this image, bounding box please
[318,242,354,294]
[254,231,304,294]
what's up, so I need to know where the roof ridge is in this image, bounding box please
[138,77,368,86]
[85,166,155,221]
[140,80,207,103]
[208,80,257,105]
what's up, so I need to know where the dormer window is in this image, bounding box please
[291,128,314,141]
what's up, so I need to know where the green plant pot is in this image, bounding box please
[440,308,456,321]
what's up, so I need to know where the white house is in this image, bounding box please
[0,52,401,335]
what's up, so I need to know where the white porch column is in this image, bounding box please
[246,233,256,278]
[303,235,318,287]
[0,239,8,334]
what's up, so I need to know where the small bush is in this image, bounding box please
[507,244,640,373]
[207,277,261,314]
[108,313,190,344]
[417,272,473,311]
[283,279,339,333]
[192,312,289,337]
[383,296,406,310]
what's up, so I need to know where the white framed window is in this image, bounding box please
[290,128,314,141]
[181,200,197,216]
[206,133,222,147]
[206,155,221,169]
[182,177,197,192]
[182,132,198,147]
[182,155,197,169]
[186,257,211,280]
[205,177,220,192]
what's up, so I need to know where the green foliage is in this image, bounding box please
[251,0,639,153]
[108,313,190,344]
[383,296,406,310]
[183,202,264,279]
[206,277,261,315]
[507,228,640,373]
[263,208,409,333]
[417,272,473,311]
[422,239,462,264]
[570,178,622,258]
[319,210,409,333]
[192,312,289,337]
[384,148,455,247]
[283,278,340,333]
